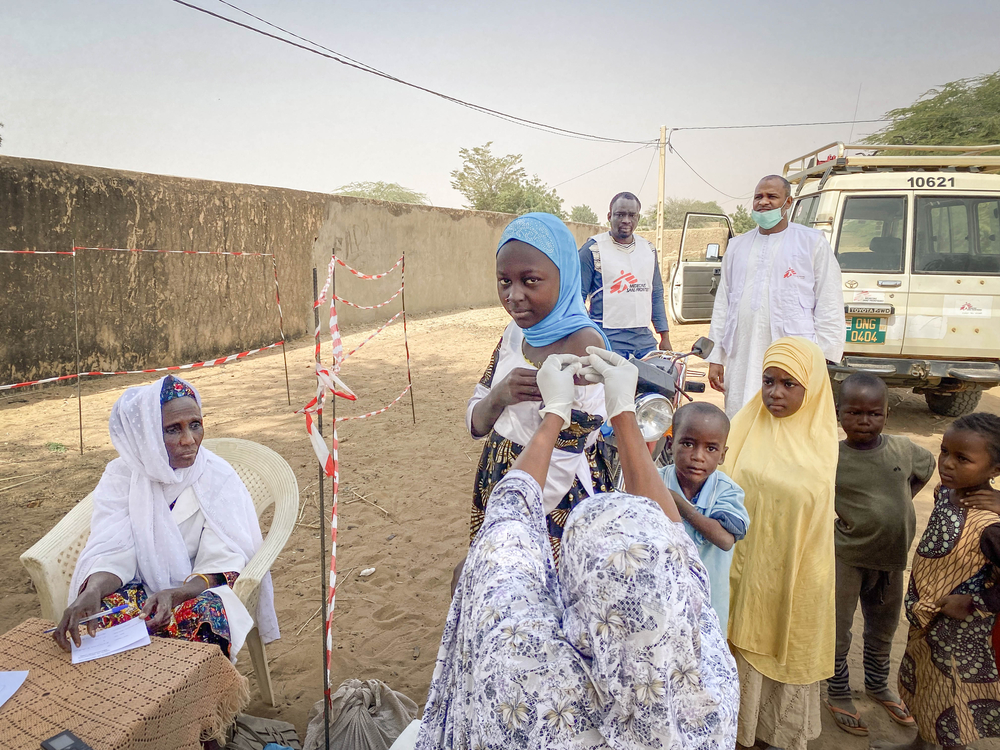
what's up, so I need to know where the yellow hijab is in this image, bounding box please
[727,336,838,684]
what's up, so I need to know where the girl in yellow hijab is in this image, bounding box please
[726,336,839,750]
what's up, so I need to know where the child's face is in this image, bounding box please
[762,366,805,418]
[838,387,887,444]
[496,241,560,329]
[671,416,729,487]
[938,427,1000,490]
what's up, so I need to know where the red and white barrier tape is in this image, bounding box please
[335,384,412,423]
[332,254,403,280]
[302,252,413,706]
[0,249,76,255]
[325,423,339,685]
[343,310,403,361]
[0,341,284,391]
[73,246,273,257]
[331,286,403,311]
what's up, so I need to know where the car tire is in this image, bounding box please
[924,389,983,417]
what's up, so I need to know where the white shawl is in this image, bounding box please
[69,376,280,643]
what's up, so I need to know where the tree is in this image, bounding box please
[637,197,725,229]
[494,175,565,218]
[450,142,527,211]
[450,142,566,218]
[729,205,755,234]
[863,70,1000,151]
[333,181,429,205]
[569,205,600,224]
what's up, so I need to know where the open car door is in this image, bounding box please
[668,212,734,324]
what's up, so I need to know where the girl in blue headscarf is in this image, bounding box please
[465,213,613,565]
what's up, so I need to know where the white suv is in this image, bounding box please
[669,142,1000,416]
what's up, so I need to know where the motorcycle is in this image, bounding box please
[601,336,715,490]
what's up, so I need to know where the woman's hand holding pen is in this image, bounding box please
[53,571,123,651]
[53,588,104,651]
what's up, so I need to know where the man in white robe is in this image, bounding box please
[707,175,843,417]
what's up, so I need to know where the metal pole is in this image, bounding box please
[312,268,330,750]
[330,252,337,427]
[655,126,667,257]
[400,252,416,424]
[72,241,83,454]
[271,254,292,405]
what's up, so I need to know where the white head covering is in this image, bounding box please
[70,376,279,643]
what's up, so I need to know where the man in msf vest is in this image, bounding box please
[579,192,671,358]
[706,174,844,417]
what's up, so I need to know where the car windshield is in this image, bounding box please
[835,196,906,272]
[914,196,1000,275]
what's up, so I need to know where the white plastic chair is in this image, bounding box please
[20,437,299,706]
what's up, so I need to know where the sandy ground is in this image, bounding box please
[2,305,1000,749]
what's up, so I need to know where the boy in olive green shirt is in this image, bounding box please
[825,373,935,737]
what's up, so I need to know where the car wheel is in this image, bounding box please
[924,389,983,417]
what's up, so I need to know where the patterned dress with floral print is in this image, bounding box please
[418,470,739,749]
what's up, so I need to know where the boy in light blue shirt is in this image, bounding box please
[659,402,749,629]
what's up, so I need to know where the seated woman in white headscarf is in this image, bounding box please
[53,375,278,660]
[416,350,739,749]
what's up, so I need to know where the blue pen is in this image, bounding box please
[44,604,131,634]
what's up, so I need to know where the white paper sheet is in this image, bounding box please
[71,617,151,664]
[0,671,28,710]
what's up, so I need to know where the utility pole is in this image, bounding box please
[655,126,667,256]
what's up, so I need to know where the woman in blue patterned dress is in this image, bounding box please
[419,350,738,749]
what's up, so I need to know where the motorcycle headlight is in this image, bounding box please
[635,393,674,442]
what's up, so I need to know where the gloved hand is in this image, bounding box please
[583,346,638,419]
[536,353,583,429]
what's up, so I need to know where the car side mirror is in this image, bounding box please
[705,243,720,260]
[691,337,714,359]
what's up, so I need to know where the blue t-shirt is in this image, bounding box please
[659,464,749,630]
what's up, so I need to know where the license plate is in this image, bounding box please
[846,315,886,344]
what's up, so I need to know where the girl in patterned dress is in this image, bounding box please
[878,413,1000,750]
[466,213,612,564]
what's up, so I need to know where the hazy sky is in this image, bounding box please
[3,1,998,216]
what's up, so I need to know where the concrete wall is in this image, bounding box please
[0,156,604,383]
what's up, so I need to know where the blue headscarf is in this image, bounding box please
[497,213,610,349]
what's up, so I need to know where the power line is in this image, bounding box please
[638,145,658,195]
[552,144,653,188]
[668,144,742,200]
[847,83,864,143]
[169,0,655,145]
[675,118,884,132]
[172,1,890,145]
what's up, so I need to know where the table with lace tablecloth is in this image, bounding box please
[0,618,249,750]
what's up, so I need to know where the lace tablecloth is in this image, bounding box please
[0,618,249,750]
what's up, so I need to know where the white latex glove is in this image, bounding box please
[536,354,583,429]
[583,346,638,419]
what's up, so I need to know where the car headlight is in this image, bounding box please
[635,393,674,442]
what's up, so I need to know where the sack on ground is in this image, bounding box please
[303,679,418,750]
[226,714,302,750]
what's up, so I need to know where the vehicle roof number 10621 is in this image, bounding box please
[907,176,955,188]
